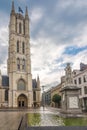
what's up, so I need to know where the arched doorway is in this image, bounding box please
[17,94,28,107]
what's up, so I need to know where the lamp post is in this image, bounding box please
[42,86,45,110]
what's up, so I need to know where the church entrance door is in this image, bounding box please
[18,94,27,108]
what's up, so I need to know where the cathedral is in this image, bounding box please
[0,2,41,108]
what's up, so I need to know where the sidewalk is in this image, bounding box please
[0,111,24,130]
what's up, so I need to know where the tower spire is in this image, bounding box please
[11,0,15,14]
[37,75,39,81]
[25,6,29,19]
[37,75,40,88]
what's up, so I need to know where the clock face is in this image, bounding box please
[69,96,78,108]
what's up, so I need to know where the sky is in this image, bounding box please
[0,0,87,90]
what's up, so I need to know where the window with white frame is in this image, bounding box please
[84,86,87,94]
[78,77,81,84]
[74,79,77,84]
[83,75,86,82]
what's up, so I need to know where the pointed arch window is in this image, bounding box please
[17,79,26,90]
[22,59,25,70]
[17,40,19,53]
[5,89,8,101]
[17,58,20,70]
[33,91,36,101]
[19,22,22,34]
[22,42,25,54]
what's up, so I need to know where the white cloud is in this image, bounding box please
[0,27,8,46]
[30,7,44,30]
[57,0,87,10]
[18,0,27,3]
[0,12,8,75]
[72,50,87,70]
[0,12,9,26]
[73,25,87,47]
[0,64,7,75]
[61,49,87,71]
[31,37,66,87]
[1,0,87,90]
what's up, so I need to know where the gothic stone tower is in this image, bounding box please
[8,2,33,107]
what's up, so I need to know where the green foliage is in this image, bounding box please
[52,94,61,103]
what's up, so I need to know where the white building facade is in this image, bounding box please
[60,63,87,111]
[73,63,87,111]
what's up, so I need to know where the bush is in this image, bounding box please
[52,94,61,107]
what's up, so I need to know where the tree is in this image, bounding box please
[52,94,61,107]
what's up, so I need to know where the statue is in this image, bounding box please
[61,63,81,114]
[65,63,73,85]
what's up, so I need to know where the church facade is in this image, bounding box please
[0,2,41,108]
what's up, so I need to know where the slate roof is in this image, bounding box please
[32,79,37,88]
[1,75,37,89]
[80,63,87,71]
[2,75,9,87]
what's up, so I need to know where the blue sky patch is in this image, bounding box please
[1,0,87,87]
[63,46,87,55]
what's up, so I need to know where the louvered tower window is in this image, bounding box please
[17,58,20,70]
[22,59,25,70]
[17,40,19,53]
[19,22,22,34]
[22,42,25,54]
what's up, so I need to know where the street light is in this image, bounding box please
[42,86,45,110]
